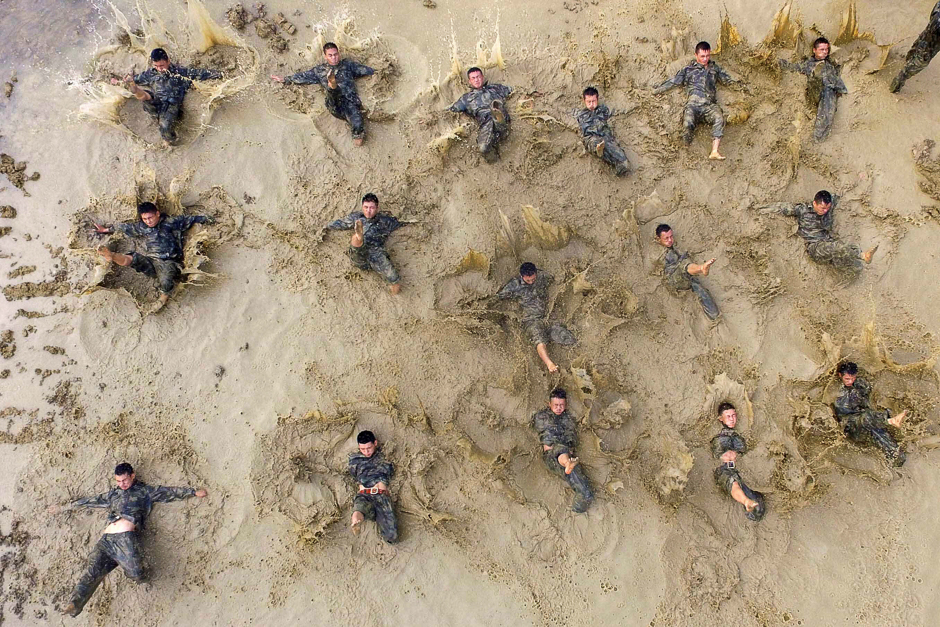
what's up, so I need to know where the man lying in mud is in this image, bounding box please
[93,202,213,312]
[756,190,877,276]
[496,262,576,373]
[652,41,743,160]
[349,430,398,543]
[779,37,848,141]
[891,0,940,93]
[531,388,594,514]
[834,362,908,466]
[712,402,765,521]
[111,48,222,146]
[573,86,631,176]
[271,42,374,145]
[654,224,720,320]
[324,193,405,294]
[47,462,208,617]
[449,67,513,163]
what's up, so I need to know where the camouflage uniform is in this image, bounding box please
[284,59,375,139]
[496,270,577,346]
[572,105,631,176]
[660,246,720,320]
[348,450,398,543]
[762,197,863,273]
[834,377,905,466]
[115,214,211,294]
[532,408,594,513]
[711,427,765,522]
[134,65,222,143]
[891,1,940,93]
[653,60,739,143]
[326,211,402,284]
[449,83,513,161]
[780,57,848,141]
[65,481,198,616]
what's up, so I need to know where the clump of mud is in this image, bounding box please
[0,330,15,359]
[0,205,17,218]
[3,72,16,98]
[2,271,71,301]
[226,4,251,30]
[7,266,36,279]
[0,154,40,194]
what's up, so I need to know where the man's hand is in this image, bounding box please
[270,75,284,83]
[195,489,208,498]
[92,223,112,234]
[351,219,364,248]
[110,73,133,87]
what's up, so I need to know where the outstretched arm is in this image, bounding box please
[147,484,201,503]
[652,67,686,95]
[283,69,322,86]
[326,213,357,231]
[168,215,213,232]
[178,66,223,81]
[348,61,375,78]
[715,64,739,85]
[448,94,469,114]
[51,489,114,513]
[755,201,800,216]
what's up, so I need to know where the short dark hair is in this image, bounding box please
[836,361,858,376]
[467,66,483,77]
[583,86,599,98]
[137,202,159,215]
[813,37,830,49]
[695,41,711,53]
[115,462,134,476]
[717,402,736,416]
[519,262,537,277]
[550,388,567,400]
[357,430,376,444]
[150,48,169,62]
[814,190,833,205]
[323,42,339,53]
[655,224,672,237]
[362,193,379,206]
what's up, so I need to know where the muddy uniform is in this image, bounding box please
[116,214,211,294]
[653,60,738,143]
[660,246,720,320]
[711,427,765,522]
[496,271,576,346]
[134,65,221,143]
[780,57,848,141]
[891,1,940,92]
[762,198,862,273]
[573,105,630,176]
[532,408,594,513]
[284,59,374,139]
[348,450,398,543]
[326,211,402,284]
[834,377,905,466]
[65,482,197,616]
[450,83,513,161]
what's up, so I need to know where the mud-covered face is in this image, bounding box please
[720,409,737,428]
[115,473,135,490]
[140,211,161,227]
[812,200,832,216]
[813,43,830,61]
[521,272,537,285]
[550,397,567,415]
[324,47,340,65]
[468,71,484,89]
[358,441,377,457]
[841,373,857,387]
[584,94,599,110]
[695,48,711,65]
[361,201,378,219]
[153,59,170,72]
[657,229,674,247]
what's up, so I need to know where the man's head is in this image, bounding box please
[583,86,599,110]
[150,48,170,72]
[717,402,737,428]
[837,361,858,387]
[361,193,379,219]
[114,462,136,490]
[467,66,484,89]
[812,190,833,216]
[812,37,830,61]
[357,430,377,457]
[137,202,162,227]
[695,41,711,65]
[323,42,340,65]
[519,262,538,285]
[655,223,674,247]
[549,388,567,415]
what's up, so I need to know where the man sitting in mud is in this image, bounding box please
[496,262,576,373]
[834,362,908,466]
[111,48,222,146]
[573,86,631,176]
[890,0,940,93]
[712,402,765,521]
[756,190,877,276]
[449,67,513,163]
[93,202,213,312]
[324,193,405,295]
[349,430,398,543]
[652,41,742,160]
[779,37,847,142]
[531,388,594,514]
[654,224,720,320]
[47,462,208,617]
[271,42,375,145]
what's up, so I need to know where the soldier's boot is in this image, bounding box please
[327,70,338,90]
[595,139,606,158]
[614,160,631,177]
[491,100,505,124]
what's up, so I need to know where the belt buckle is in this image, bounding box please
[725,460,735,469]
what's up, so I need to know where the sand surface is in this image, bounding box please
[1,0,940,625]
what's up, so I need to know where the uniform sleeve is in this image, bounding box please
[494,84,513,99]
[147,485,197,503]
[778,58,807,74]
[496,278,520,300]
[599,104,612,121]
[382,214,402,234]
[762,202,801,216]
[348,61,375,78]
[715,63,738,85]
[284,69,322,86]
[540,271,555,286]
[134,70,153,86]
[855,378,873,398]
[326,212,356,231]
[449,94,469,114]
[168,215,206,232]
[116,222,145,237]
[68,490,114,510]
[178,66,222,81]
[653,67,687,94]
[348,458,359,481]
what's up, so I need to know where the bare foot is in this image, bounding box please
[327,70,338,90]
[545,360,559,373]
[351,219,364,247]
[353,137,364,147]
[595,140,606,158]
[351,512,364,535]
[744,499,758,513]
[389,283,401,295]
[708,150,726,160]
[149,294,169,314]
[564,457,580,475]
[862,245,879,264]
[888,410,907,428]
[97,245,114,262]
